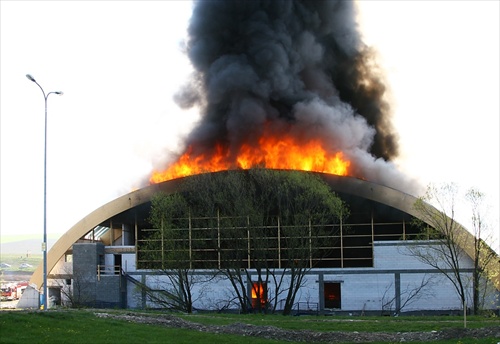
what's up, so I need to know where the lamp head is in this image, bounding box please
[55,91,63,95]
[26,74,36,82]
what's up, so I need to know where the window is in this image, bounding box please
[251,282,267,310]
[324,282,341,309]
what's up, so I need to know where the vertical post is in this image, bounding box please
[110,220,114,246]
[141,275,147,309]
[161,219,164,269]
[42,94,48,310]
[277,216,281,269]
[371,209,375,268]
[217,209,221,269]
[26,74,62,311]
[395,273,401,315]
[189,210,192,269]
[247,216,251,269]
[340,217,344,268]
[318,273,324,314]
[402,219,406,240]
[134,215,138,257]
[464,300,467,328]
[309,218,312,268]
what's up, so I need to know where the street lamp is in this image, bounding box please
[26,74,63,311]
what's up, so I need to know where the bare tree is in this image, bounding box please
[57,266,95,308]
[381,275,435,315]
[130,271,213,312]
[465,188,498,314]
[410,183,498,314]
[410,184,471,311]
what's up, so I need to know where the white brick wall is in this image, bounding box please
[374,240,474,270]
[121,240,482,312]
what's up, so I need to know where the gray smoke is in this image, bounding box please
[172,0,420,194]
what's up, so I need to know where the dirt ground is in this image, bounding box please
[95,311,500,343]
[0,299,18,309]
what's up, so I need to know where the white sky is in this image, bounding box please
[1,1,498,253]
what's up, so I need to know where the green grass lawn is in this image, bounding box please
[0,309,498,344]
[0,310,282,344]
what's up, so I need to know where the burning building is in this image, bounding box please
[148,1,413,192]
[21,1,499,312]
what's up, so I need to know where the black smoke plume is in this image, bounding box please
[171,0,417,193]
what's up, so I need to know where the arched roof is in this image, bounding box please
[30,172,500,290]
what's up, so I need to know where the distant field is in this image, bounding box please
[0,253,41,273]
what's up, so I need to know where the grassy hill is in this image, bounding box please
[0,235,58,255]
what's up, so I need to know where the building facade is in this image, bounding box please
[20,172,500,313]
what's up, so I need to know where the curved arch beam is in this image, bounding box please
[30,178,183,290]
[30,172,499,291]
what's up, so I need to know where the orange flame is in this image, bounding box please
[150,130,350,184]
[251,282,267,308]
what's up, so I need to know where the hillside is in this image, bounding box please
[0,237,56,255]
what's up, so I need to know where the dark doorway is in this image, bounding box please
[324,282,341,309]
[114,254,122,275]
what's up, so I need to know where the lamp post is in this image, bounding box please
[26,74,63,311]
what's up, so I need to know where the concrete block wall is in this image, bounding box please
[73,243,104,277]
[122,254,136,273]
[125,274,143,309]
[374,241,474,270]
[72,243,103,304]
[117,240,479,313]
[123,269,474,313]
[51,260,72,276]
[321,272,389,312]
[399,273,463,311]
[97,275,121,304]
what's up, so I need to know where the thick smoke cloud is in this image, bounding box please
[173,0,419,193]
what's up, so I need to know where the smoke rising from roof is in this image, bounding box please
[171,0,419,194]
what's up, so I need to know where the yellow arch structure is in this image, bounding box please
[30,172,499,291]
[29,178,183,290]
